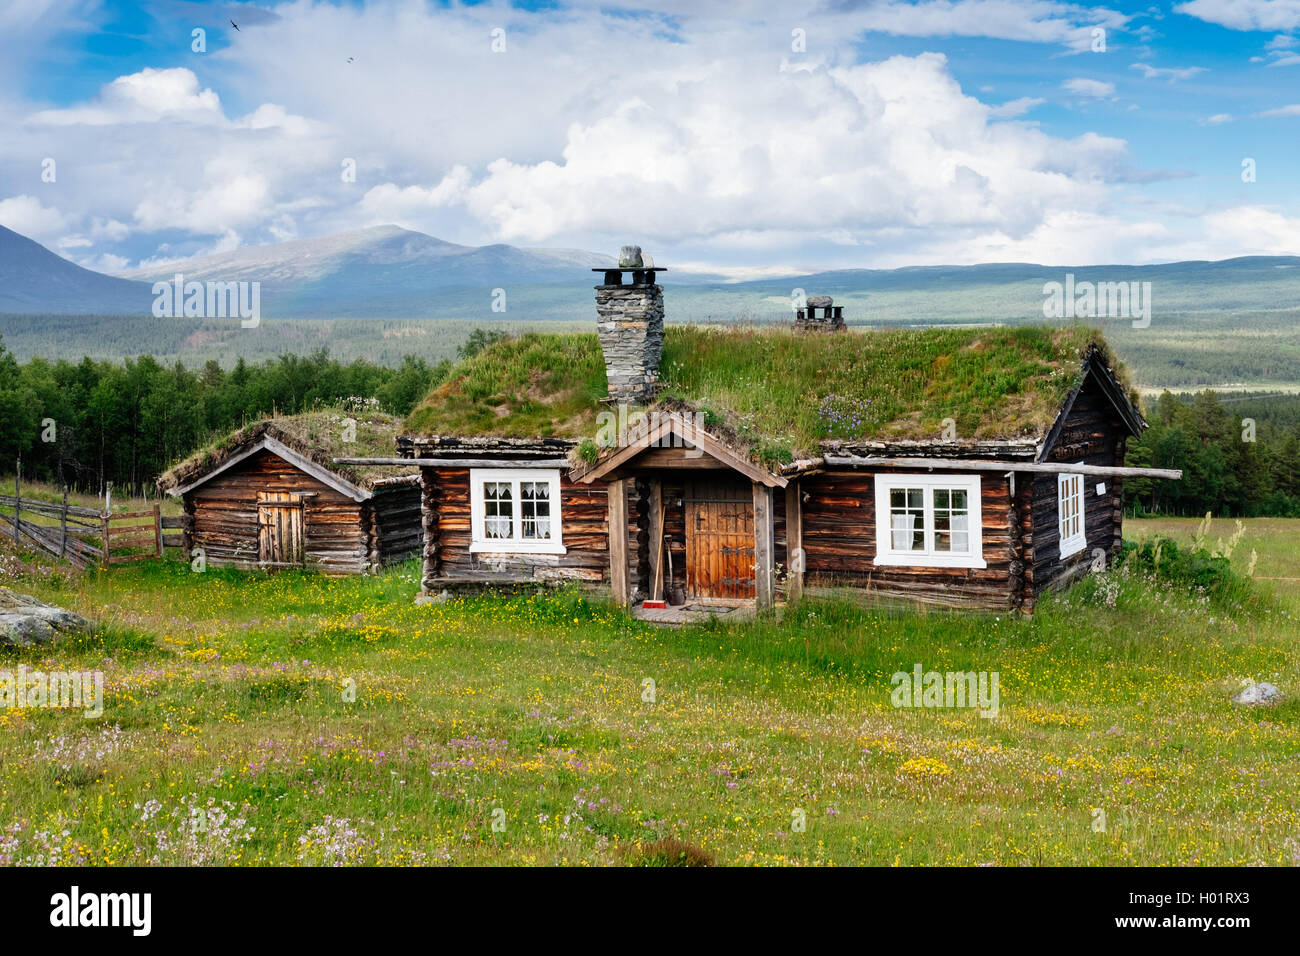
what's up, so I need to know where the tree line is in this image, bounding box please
[1124,390,1300,517]
[0,335,450,497]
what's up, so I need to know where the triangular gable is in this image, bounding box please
[1038,345,1146,462]
[167,436,370,502]
[571,411,787,487]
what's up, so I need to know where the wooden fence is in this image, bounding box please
[0,493,189,568]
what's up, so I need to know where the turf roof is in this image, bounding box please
[159,409,414,493]
[403,325,1131,462]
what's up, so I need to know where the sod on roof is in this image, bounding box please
[158,409,412,492]
[403,325,1127,462]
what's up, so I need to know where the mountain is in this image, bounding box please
[120,225,619,318]
[0,224,154,314]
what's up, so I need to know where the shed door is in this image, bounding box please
[257,492,304,566]
[685,479,754,600]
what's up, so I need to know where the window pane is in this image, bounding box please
[484,481,513,539]
[932,486,969,553]
[520,481,552,540]
[889,486,925,551]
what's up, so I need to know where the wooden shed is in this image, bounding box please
[158,412,421,573]
[342,262,1181,613]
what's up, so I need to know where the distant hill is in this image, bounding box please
[120,225,619,318]
[0,224,154,314]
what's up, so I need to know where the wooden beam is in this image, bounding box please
[334,457,569,468]
[647,478,663,602]
[823,456,1182,480]
[753,482,775,610]
[784,479,803,605]
[608,477,630,607]
[573,412,787,488]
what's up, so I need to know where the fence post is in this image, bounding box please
[153,504,162,557]
[61,486,69,558]
[13,458,20,544]
[101,512,110,567]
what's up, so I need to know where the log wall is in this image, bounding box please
[420,468,611,591]
[800,468,1018,610]
[371,486,422,567]
[1028,376,1126,602]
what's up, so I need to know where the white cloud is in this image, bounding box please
[1130,63,1207,80]
[1176,1,1300,31]
[359,167,473,226]
[988,96,1045,117]
[1254,103,1300,115]
[1062,77,1117,98]
[1264,33,1298,47]
[1201,113,1235,124]
[0,0,1290,272]
[30,68,224,126]
[845,0,1132,52]
[0,194,69,240]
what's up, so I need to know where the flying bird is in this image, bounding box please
[346,56,354,63]
[230,19,240,31]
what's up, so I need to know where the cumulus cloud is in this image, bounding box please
[0,0,1289,272]
[1201,113,1235,124]
[1176,0,1300,32]
[30,68,224,126]
[0,194,70,240]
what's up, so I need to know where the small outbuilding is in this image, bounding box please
[158,412,421,573]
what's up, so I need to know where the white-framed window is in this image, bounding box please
[1057,472,1086,558]
[469,469,565,554]
[873,474,986,569]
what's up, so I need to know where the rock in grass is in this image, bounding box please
[1232,682,1283,706]
[0,587,95,648]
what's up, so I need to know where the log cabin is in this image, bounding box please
[340,250,1180,613]
[158,412,421,573]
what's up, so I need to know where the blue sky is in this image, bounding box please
[3,0,1299,276]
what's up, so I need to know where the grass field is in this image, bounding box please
[1,520,1297,866]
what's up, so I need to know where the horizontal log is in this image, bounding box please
[824,457,1182,480]
[338,457,570,467]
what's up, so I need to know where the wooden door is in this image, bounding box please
[257,492,304,566]
[685,479,754,600]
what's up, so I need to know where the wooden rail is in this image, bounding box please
[0,493,181,567]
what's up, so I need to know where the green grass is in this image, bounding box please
[406,324,1116,460]
[2,521,1297,866]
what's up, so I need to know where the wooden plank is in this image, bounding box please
[824,457,1181,479]
[607,478,629,606]
[334,457,569,468]
[785,479,803,605]
[754,482,775,609]
[647,478,663,602]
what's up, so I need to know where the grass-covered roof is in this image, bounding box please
[159,409,413,493]
[404,325,1131,462]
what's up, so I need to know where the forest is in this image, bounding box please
[0,334,448,496]
[1124,390,1300,517]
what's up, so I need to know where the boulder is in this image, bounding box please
[618,245,643,269]
[1232,681,1283,706]
[0,587,95,648]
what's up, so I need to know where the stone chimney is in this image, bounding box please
[593,245,666,403]
[796,295,846,332]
